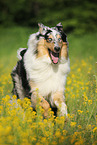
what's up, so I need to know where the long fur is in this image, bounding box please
[11,23,70,117]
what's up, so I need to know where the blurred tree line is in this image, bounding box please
[0,0,97,34]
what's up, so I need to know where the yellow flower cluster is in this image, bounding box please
[0,58,97,145]
[0,95,68,145]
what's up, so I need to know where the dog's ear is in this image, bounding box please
[56,22,63,32]
[38,23,45,33]
[56,23,67,42]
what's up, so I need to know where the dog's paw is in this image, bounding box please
[58,102,68,117]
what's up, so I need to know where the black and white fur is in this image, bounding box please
[11,23,70,117]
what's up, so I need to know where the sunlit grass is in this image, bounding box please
[0,27,97,145]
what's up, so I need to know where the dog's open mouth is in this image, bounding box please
[48,49,59,64]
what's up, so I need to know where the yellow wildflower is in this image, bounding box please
[52,141,57,145]
[92,141,97,145]
[70,122,76,127]
[95,88,97,93]
[62,129,67,135]
[30,137,36,142]
[87,124,92,130]
[78,125,82,129]
[5,126,11,135]
[88,100,92,105]
[75,138,84,145]
[41,137,47,144]
[12,95,17,99]
[55,129,61,138]
[77,68,81,72]
[67,80,72,85]
[93,127,97,133]
[71,74,75,78]
[59,136,65,143]
[7,135,14,144]
[36,143,42,145]
[77,110,83,115]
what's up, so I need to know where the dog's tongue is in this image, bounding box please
[50,51,59,64]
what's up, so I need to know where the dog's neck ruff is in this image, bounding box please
[24,46,70,96]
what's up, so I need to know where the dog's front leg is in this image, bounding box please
[31,92,50,118]
[52,91,67,117]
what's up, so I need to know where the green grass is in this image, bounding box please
[0,27,97,145]
[68,32,97,60]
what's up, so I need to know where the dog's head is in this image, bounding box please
[28,23,68,64]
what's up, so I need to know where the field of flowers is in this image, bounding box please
[0,57,97,145]
[0,27,97,145]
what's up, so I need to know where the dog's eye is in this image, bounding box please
[58,38,62,42]
[47,38,52,43]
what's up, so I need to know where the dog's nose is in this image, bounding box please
[54,47,60,52]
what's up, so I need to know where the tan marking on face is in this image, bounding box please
[36,39,49,58]
[57,34,61,38]
[61,42,68,59]
[45,34,55,51]
[36,35,65,61]
[57,34,62,41]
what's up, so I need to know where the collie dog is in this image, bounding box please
[11,23,70,118]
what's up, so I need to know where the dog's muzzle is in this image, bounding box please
[54,47,60,53]
[48,48,60,64]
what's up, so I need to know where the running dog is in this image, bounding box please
[11,23,70,117]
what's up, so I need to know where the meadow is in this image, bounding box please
[0,26,97,145]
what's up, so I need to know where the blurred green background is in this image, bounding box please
[0,0,97,65]
[0,0,97,34]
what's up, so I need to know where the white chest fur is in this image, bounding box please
[24,49,70,96]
